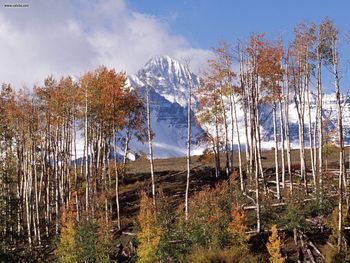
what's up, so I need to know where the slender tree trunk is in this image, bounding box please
[229,93,235,172]
[25,148,32,246]
[33,142,41,245]
[273,104,281,200]
[332,39,344,251]
[295,80,307,192]
[123,130,130,166]
[255,82,265,191]
[84,86,89,217]
[54,126,59,234]
[253,110,261,233]
[232,93,244,192]
[73,109,79,223]
[214,110,221,178]
[220,92,230,176]
[113,127,121,229]
[146,86,156,205]
[284,75,292,193]
[185,81,191,220]
[317,45,323,197]
[279,99,285,189]
[306,84,316,189]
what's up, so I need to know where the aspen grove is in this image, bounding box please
[1,18,350,262]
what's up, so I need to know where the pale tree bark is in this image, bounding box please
[84,85,89,217]
[219,91,230,176]
[33,140,40,245]
[332,36,345,251]
[284,72,292,193]
[54,126,59,234]
[316,40,324,197]
[231,93,244,192]
[123,130,130,166]
[279,99,286,189]
[73,106,80,223]
[185,75,192,221]
[306,78,316,188]
[244,97,251,176]
[255,81,265,190]
[272,103,281,200]
[294,60,307,192]
[214,107,221,178]
[237,44,248,188]
[146,86,156,206]
[253,101,261,233]
[113,126,121,230]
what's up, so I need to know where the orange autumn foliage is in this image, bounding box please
[228,204,249,247]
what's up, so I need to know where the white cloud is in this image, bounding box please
[0,0,211,88]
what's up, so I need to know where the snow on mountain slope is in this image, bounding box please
[258,93,350,146]
[132,56,199,108]
[126,57,204,158]
[123,55,350,158]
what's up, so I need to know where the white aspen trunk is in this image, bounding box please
[214,109,221,178]
[306,83,316,188]
[185,80,191,221]
[240,45,251,175]
[89,134,95,219]
[299,114,306,190]
[16,142,22,236]
[220,92,230,176]
[279,99,286,189]
[248,69,255,180]
[229,93,235,171]
[273,104,281,200]
[59,124,64,206]
[317,45,323,196]
[54,126,59,234]
[229,95,234,172]
[102,138,108,223]
[283,69,293,193]
[123,129,130,166]
[25,149,32,246]
[255,82,265,191]
[146,86,156,205]
[244,94,251,175]
[113,127,121,229]
[38,132,45,203]
[253,109,261,233]
[106,140,111,220]
[332,39,344,251]
[33,142,41,245]
[84,86,89,217]
[284,83,292,192]
[232,94,244,192]
[295,76,307,192]
[45,124,50,236]
[73,108,79,223]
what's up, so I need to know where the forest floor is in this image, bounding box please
[113,147,350,262]
[12,147,349,262]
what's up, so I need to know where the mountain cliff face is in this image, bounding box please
[126,56,203,158]
[133,56,199,107]
[126,56,350,158]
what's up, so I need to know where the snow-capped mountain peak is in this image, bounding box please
[125,55,350,159]
[131,55,199,107]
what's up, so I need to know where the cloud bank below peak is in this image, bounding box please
[0,0,211,88]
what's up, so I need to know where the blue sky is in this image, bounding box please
[127,0,350,48]
[128,0,350,92]
[0,0,349,91]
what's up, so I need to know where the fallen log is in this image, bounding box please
[306,248,316,263]
[308,240,325,260]
[122,231,136,236]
